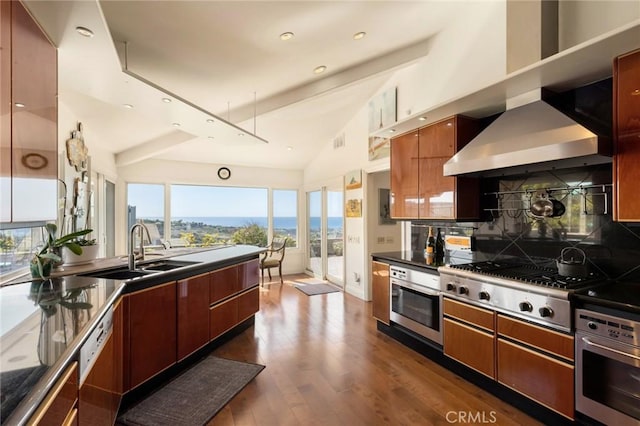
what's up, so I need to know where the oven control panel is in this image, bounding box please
[575,309,638,344]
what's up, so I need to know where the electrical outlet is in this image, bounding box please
[377,237,385,244]
[386,237,394,243]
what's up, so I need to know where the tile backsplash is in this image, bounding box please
[412,165,640,281]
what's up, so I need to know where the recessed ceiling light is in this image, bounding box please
[75,26,94,38]
[280,32,294,41]
[238,133,245,137]
[286,146,293,151]
[14,102,25,108]
[353,32,366,40]
[123,104,133,109]
[162,98,172,103]
[418,116,427,121]
[206,119,215,123]
[314,65,327,74]
[389,129,396,133]
[172,122,181,127]
[208,136,214,140]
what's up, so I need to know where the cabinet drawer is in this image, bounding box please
[497,315,573,361]
[210,265,239,304]
[444,318,495,379]
[497,338,574,419]
[444,298,494,332]
[239,259,260,290]
[237,287,259,322]
[210,297,238,340]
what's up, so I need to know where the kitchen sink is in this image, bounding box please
[81,260,198,281]
[138,260,198,271]
[83,269,157,280]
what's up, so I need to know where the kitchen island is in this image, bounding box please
[0,244,264,425]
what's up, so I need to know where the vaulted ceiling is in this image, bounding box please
[26,1,470,170]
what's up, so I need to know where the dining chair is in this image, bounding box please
[260,237,288,285]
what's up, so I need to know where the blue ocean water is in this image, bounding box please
[165,217,342,230]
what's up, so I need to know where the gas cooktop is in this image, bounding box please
[448,259,604,290]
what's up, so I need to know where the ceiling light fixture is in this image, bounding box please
[418,116,427,121]
[238,133,245,137]
[162,97,172,103]
[123,104,133,109]
[208,136,214,140]
[172,122,181,127]
[75,26,94,38]
[14,102,25,108]
[280,32,294,41]
[389,129,396,133]
[206,118,214,123]
[286,146,293,151]
[353,32,366,40]
[314,65,327,74]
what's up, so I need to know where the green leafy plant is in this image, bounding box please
[31,224,92,279]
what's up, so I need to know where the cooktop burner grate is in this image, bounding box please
[449,260,603,290]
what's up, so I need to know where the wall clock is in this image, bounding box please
[217,167,231,180]
[21,153,48,170]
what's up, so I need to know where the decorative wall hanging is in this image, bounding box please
[345,199,362,218]
[368,136,391,161]
[66,122,88,172]
[368,87,397,133]
[345,170,362,190]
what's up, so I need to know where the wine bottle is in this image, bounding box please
[425,226,435,265]
[435,227,444,264]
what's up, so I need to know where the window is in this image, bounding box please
[170,185,268,247]
[127,184,165,244]
[273,189,298,247]
[0,227,42,279]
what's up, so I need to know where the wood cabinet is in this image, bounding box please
[390,116,481,220]
[613,48,640,221]
[210,264,239,304]
[124,282,177,391]
[28,362,78,425]
[496,314,574,419]
[0,0,58,223]
[78,332,117,425]
[210,287,259,340]
[177,272,211,361]
[443,298,495,378]
[371,260,390,325]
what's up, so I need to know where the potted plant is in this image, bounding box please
[60,236,99,266]
[31,224,92,279]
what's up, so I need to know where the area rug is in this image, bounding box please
[117,356,264,426]
[294,282,341,296]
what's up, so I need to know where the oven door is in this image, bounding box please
[576,331,640,425]
[390,279,442,345]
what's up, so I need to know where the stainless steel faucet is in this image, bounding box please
[128,222,152,270]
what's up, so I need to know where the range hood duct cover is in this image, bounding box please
[443,100,612,177]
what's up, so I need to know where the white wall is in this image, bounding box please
[304,0,507,300]
[559,0,640,50]
[116,159,305,274]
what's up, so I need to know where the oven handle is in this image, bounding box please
[582,337,640,362]
[391,279,440,297]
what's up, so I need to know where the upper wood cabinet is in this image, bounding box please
[613,48,640,221]
[390,115,481,220]
[1,1,58,223]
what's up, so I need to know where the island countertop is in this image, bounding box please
[0,244,265,425]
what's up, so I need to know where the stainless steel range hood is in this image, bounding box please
[443,100,612,177]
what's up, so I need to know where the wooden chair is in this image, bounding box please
[260,237,288,285]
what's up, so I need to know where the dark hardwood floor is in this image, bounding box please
[209,275,542,425]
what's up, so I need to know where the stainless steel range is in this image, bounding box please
[438,259,604,332]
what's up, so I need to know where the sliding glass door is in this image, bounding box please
[307,191,322,277]
[326,188,344,286]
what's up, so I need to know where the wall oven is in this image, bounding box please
[390,266,442,346]
[575,308,640,426]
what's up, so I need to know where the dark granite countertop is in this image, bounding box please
[0,276,124,425]
[572,280,640,316]
[1,244,265,425]
[371,250,480,272]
